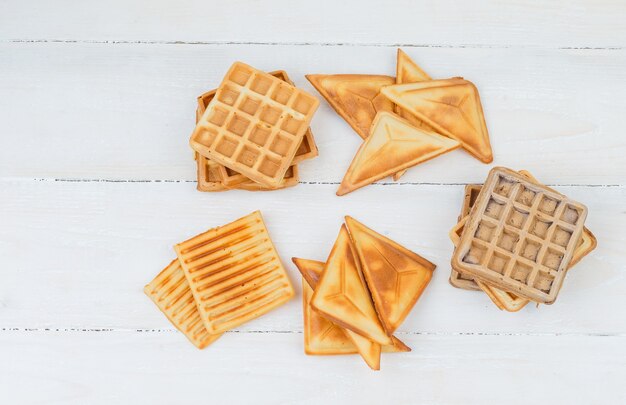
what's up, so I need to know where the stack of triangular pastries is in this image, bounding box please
[293,216,435,370]
[307,49,493,195]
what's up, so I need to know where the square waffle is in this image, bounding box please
[196,70,318,167]
[450,174,596,292]
[144,259,222,349]
[196,154,299,192]
[175,211,295,334]
[190,62,319,187]
[449,184,483,291]
[452,167,588,304]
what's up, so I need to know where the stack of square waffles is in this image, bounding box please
[191,62,320,192]
[449,167,597,311]
[292,216,436,370]
[144,211,295,348]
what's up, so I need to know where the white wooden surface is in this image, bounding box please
[1,1,625,404]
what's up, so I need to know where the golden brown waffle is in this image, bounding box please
[195,70,316,191]
[196,155,299,192]
[306,74,395,140]
[310,225,392,345]
[382,77,493,163]
[293,257,410,370]
[175,211,295,334]
[144,259,222,349]
[345,216,435,334]
[196,155,229,192]
[196,70,319,167]
[452,167,588,304]
[191,62,319,187]
[337,112,460,196]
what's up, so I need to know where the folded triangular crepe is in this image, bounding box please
[381,77,493,163]
[345,216,436,335]
[306,74,395,139]
[310,225,392,345]
[337,112,460,196]
[293,257,410,370]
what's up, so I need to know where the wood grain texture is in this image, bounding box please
[1,43,625,184]
[1,330,624,405]
[1,0,625,48]
[0,181,622,335]
[1,1,626,402]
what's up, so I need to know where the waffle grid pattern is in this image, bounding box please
[191,62,318,187]
[454,168,587,303]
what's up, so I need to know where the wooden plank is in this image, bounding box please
[1,43,625,184]
[1,0,625,48]
[0,330,624,404]
[0,180,622,333]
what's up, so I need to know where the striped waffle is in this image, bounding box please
[144,259,222,349]
[175,211,294,334]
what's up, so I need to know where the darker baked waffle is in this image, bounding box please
[452,167,588,304]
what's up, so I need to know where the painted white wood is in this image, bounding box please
[2,1,626,402]
[1,330,624,404]
[0,180,622,334]
[1,43,625,184]
[1,0,626,48]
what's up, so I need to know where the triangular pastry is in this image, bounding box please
[395,49,433,130]
[293,257,410,370]
[310,225,392,345]
[393,49,434,180]
[381,78,493,163]
[337,112,460,196]
[345,216,436,335]
[306,74,395,139]
[302,277,358,355]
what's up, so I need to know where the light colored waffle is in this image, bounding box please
[175,211,294,334]
[196,155,299,192]
[191,62,319,187]
[306,74,395,140]
[293,257,410,370]
[310,225,392,345]
[345,216,435,335]
[451,167,588,304]
[196,155,229,192]
[196,70,318,167]
[143,259,222,349]
[336,112,460,196]
[382,77,493,163]
[195,74,308,192]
